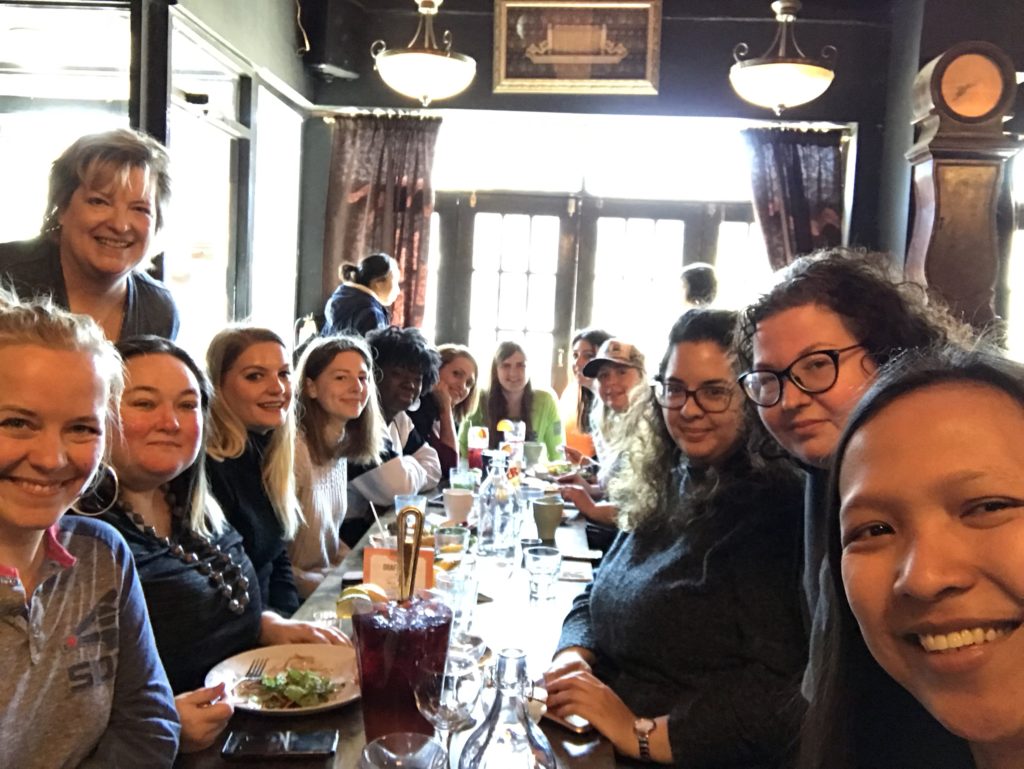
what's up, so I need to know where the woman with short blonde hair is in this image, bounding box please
[0,291,179,766]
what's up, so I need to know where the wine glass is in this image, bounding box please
[413,647,484,759]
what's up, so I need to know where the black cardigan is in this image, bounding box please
[206,432,300,616]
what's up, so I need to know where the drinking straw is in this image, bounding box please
[368,501,387,538]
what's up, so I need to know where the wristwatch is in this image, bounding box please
[633,717,657,761]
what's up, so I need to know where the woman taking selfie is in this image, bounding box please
[459,341,564,460]
[93,336,348,752]
[0,297,178,766]
[206,327,302,616]
[290,335,384,597]
[321,252,400,337]
[800,348,1012,769]
[545,310,806,767]
[0,128,179,341]
[409,343,479,475]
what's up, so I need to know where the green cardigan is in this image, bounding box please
[458,388,564,462]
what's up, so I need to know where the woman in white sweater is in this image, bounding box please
[290,336,384,597]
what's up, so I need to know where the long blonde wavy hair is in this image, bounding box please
[206,326,301,539]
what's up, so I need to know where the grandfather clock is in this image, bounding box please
[904,40,1022,327]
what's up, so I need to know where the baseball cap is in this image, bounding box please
[582,338,646,378]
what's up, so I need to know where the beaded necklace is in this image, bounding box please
[119,489,251,616]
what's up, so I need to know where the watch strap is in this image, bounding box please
[633,717,656,761]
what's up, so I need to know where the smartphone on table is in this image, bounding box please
[222,729,339,760]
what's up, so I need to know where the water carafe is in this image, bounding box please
[475,451,518,561]
[458,648,556,769]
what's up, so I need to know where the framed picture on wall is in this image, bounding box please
[494,1,662,95]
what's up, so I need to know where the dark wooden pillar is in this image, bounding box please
[129,0,173,143]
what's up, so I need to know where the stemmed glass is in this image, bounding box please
[413,645,484,761]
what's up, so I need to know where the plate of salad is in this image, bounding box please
[206,644,360,715]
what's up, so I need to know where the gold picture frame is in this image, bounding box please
[494,1,662,95]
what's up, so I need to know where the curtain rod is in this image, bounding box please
[313,107,440,121]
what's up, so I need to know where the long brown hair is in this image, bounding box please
[295,335,384,466]
[571,328,612,434]
[486,341,533,448]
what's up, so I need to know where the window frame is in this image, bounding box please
[431,190,755,391]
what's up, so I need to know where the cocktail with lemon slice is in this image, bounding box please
[467,425,489,469]
[335,582,389,619]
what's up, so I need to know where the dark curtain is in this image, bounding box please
[322,113,442,328]
[743,128,846,271]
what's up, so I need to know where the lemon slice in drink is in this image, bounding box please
[496,419,514,432]
[335,592,373,619]
[356,583,389,602]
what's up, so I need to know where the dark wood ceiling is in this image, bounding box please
[364,0,895,25]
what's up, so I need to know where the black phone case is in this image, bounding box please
[221,729,339,760]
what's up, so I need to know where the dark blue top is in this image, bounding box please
[0,236,180,340]
[206,432,300,617]
[96,507,264,693]
[558,457,806,768]
[322,283,389,337]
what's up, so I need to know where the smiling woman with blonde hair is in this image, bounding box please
[206,326,302,616]
[0,293,179,766]
[0,128,179,341]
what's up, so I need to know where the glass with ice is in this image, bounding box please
[353,505,454,742]
[353,594,453,741]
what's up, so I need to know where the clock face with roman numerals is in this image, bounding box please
[939,53,1006,119]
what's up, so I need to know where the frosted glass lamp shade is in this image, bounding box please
[729,59,834,114]
[374,48,476,107]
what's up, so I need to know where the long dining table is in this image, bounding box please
[175,506,618,768]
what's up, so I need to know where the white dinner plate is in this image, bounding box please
[205,644,360,716]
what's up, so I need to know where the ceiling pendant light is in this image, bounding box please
[730,0,836,115]
[371,0,476,107]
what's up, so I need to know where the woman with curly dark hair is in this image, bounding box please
[736,247,977,769]
[544,309,806,767]
[346,326,441,534]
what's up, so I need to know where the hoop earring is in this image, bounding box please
[70,464,119,517]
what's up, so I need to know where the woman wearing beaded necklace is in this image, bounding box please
[205,327,303,615]
[97,336,347,753]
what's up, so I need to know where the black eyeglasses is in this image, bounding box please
[655,378,735,413]
[738,344,865,407]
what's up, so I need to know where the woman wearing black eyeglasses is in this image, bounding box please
[544,309,806,767]
[736,248,976,769]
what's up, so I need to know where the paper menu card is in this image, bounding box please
[363,547,435,598]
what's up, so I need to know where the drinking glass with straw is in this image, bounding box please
[352,504,454,742]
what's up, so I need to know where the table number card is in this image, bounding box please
[363,547,435,597]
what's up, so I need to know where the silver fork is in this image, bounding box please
[231,657,268,691]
